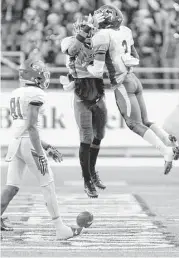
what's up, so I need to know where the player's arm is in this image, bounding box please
[61,14,105,57]
[26,102,48,175]
[87,32,109,78]
[131,45,139,60]
[41,140,63,163]
[66,25,93,56]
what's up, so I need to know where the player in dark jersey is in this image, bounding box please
[60,14,107,198]
[86,5,179,174]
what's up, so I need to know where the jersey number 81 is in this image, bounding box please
[10,97,23,119]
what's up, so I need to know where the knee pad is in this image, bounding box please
[41,182,60,220]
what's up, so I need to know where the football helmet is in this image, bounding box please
[94,5,123,29]
[19,59,50,89]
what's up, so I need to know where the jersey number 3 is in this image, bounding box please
[10,97,23,119]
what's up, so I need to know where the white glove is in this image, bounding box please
[121,53,139,67]
[60,76,75,91]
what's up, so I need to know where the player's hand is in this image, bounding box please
[46,146,63,163]
[38,155,48,176]
[87,13,105,29]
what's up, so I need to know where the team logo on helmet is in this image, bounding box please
[19,59,50,89]
[94,5,123,29]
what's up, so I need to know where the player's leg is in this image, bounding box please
[134,74,176,147]
[91,98,107,189]
[1,153,26,231]
[21,138,82,240]
[74,95,98,198]
[114,79,177,173]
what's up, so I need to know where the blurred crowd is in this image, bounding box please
[1,0,179,70]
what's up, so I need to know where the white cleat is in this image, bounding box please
[56,226,83,240]
[164,147,179,175]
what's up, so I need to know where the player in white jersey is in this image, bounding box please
[86,5,179,174]
[1,59,82,239]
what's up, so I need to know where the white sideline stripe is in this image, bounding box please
[1,157,179,167]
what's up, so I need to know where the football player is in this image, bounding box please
[60,13,107,198]
[1,59,83,239]
[86,5,179,174]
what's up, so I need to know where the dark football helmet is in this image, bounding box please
[19,59,50,89]
[94,5,123,29]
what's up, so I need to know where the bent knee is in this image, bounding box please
[2,185,19,203]
[80,130,93,144]
[143,120,153,128]
[125,118,147,136]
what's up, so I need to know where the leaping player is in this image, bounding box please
[60,13,107,198]
[1,59,83,239]
[86,5,179,174]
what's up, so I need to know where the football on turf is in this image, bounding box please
[76,211,93,228]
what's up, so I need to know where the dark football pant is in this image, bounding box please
[74,94,107,182]
[74,95,107,144]
[114,73,153,137]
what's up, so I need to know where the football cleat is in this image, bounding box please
[56,226,83,240]
[173,146,179,160]
[84,180,98,198]
[169,134,178,149]
[1,217,13,231]
[70,226,83,238]
[91,171,106,190]
[164,147,179,175]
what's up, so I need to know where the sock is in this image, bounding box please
[79,142,91,182]
[143,128,169,157]
[150,123,172,146]
[90,138,101,177]
[41,182,62,221]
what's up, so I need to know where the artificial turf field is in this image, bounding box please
[1,158,179,258]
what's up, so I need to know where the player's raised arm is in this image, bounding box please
[61,13,105,57]
[87,30,109,78]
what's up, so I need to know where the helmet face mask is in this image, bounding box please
[94,5,123,29]
[19,59,50,89]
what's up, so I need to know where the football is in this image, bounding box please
[76,211,94,228]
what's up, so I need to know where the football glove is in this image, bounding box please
[38,155,48,176]
[46,146,63,163]
[121,53,139,67]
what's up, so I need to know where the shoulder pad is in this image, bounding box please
[61,37,75,54]
[120,26,132,35]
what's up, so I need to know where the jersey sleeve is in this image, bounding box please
[92,30,110,55]
[61,37,75,54]
[28,88,46,106]
[128,28,134,46]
